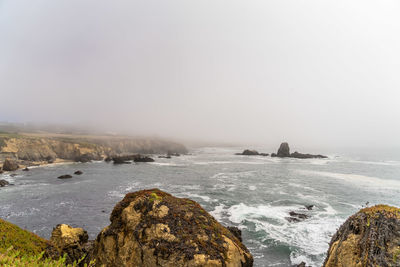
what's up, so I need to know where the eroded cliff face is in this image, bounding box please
[0,137,107,162]
[94,189,253,267]
[324,205,400,267]
[0,134,187,167]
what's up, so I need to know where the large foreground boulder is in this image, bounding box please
[2,159,19,171]
[48,224,93,265]
[94,189,253,267]
[323,205,400,267]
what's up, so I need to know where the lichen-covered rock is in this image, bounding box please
[323,205,400,267]
[49,224,93,265]
[2,158,19,171]
[94,189,253,267]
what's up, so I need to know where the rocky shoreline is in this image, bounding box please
[0,132,187,173]
[1,189,399,266]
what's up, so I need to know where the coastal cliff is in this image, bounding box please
[0,132,187,170]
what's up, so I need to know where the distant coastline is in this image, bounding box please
[0,131,187,172]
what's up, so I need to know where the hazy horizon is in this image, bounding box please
[1,1,400,149]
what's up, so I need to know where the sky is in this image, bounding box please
[1,0,400,148]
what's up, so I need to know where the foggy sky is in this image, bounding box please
[1,1,400,148]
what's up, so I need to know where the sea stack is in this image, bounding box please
[277,142,290,157]
[93,189,253,266]
[324,205,400,267]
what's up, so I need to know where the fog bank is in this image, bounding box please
[1,0,400,148]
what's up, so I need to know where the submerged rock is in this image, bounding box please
[58,174,73,179]
[286,211,310,223]
[2,159,19,171]
[48,224,93,266]
[74,170,83,175]
[94,189,253,266]
[0,179,9,187]
[323,205,400,267]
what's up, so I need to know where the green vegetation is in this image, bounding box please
[0,219,95,266]
[360,204,400,219]
[0,219,48,257]
[0,247,94,266]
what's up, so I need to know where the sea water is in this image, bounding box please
[1,147,400,266]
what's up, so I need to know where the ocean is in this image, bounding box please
[1,147,400,266]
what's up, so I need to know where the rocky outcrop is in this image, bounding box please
[48,224,93,266]
[58,174,73,179]
[323,205,400,267]
[2,158,19,171]
[93,189,253,266]
[133,155,155,162]
[290,151,327,159]
[271,143,327,159]
[277,143,290,157]
[0,179,9,187]
[111,154,155,164]
[235,150,269,156]
[0,134,187,167]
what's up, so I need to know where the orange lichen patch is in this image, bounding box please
[360,204,400,219]
[96,188,253,266]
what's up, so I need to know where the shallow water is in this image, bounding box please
[1,147,400,266]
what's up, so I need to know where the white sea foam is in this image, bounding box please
[222,201,341,267]
[151,162,185,167]
[177,192,215,203]
[298,169,400,190]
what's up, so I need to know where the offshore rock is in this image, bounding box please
[0,179,9,187]
[239,149,259,156]
[94,189,253,267]
[290,151,327,159]
[2,158,19,171]
[48,224,93,266]
[277,142,290,157]
[236,150,269,156]
[272,143,327,159]
[58,174,72,179]
[133,154,155,162]
[323,205,400,267]
[74,170,83,175]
